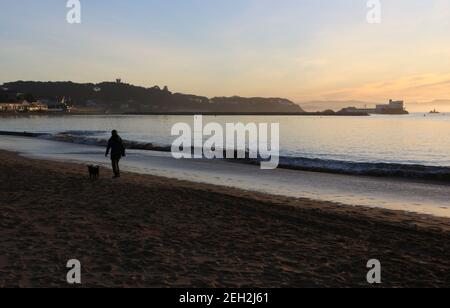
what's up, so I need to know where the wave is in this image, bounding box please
[60,130,108,137]
[2,130,449,182]
[40,132,173,152]
[0,130,50,138]
[275,156,450,182]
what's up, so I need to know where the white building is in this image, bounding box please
[339,99,408,115]
[376,99,405,113]
[0,102,28,112]
[28,102,49,112]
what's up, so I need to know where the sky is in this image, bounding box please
[1,0,450,104]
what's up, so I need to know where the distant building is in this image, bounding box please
[36,98,71,112]
[375,99,406,114]
[0,103,20,112]
[340,99,408,115]
[0,101,34,112]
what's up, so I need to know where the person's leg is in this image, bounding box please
[111,159,118,177]
[111,159,115,176]
[116,158,121,177]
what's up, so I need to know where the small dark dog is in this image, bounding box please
[88,165,100,180]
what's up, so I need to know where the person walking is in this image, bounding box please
[105,130,126,178]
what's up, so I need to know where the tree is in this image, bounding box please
[22,93,36,103]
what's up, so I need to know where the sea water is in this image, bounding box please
[1,113,449,179]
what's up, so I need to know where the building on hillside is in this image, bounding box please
[27,102,49,112]
[0,101,31,112]
[0,103,19,112]
[39,98,71,112]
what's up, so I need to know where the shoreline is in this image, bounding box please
[1,134,450,218]
[1,150,449,287]
[1,130,450,184]
[1,111,369,116]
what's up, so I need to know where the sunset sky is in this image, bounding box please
[1,0,450,104]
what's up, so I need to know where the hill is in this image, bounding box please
[2,81,304,113]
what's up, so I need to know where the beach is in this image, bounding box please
[1,150,449,288]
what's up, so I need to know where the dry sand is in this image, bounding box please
[0,150,449,288]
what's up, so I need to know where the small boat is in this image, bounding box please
[429,109,440,114]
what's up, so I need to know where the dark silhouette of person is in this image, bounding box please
[105,130,126,178]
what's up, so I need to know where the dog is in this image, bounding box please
[88,165,100,180]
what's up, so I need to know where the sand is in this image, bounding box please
[0,150,449,288]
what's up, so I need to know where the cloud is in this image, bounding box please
[309,73,450,102]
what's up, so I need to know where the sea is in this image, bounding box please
[1,113,450,179]
[1,113,450,217]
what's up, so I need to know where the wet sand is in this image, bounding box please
[0,150,449,288]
